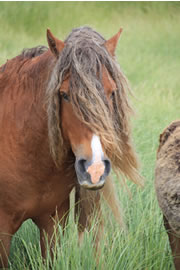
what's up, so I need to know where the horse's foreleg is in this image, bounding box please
[0,233,12,269]
[163,215,180,270]
[0,213,13,269]
[75,187,103,255]
[33,198,70,260]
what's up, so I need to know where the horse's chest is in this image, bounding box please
[36,176,73,210]
[0,164,75,219]
[24,171,75,217]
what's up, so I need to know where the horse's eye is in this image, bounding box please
[61,92,69,102]
[111,91,115,99]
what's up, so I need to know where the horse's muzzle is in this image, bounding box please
[75,157,111,190]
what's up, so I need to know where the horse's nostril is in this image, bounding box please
[76,158,111,176]
[103,159,111,176]
[77,158,87,174]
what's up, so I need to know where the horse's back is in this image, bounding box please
[155,120,180,234]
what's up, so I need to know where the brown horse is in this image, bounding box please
[155,120,180,269]
[0,26,141,268]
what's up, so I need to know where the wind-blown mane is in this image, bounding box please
[46,26,142,185]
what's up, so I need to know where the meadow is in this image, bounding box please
[0,2,180,269]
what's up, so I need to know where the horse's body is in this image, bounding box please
[0,49,74,267]
[155,120,180,269]
[0,27,141,268]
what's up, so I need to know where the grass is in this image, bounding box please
[0,2,180,269]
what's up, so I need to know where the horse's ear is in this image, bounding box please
[105,28,123,56]
[47,28,64,57]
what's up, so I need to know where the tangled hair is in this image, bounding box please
[21,46,48,58]
[47,26,142,185]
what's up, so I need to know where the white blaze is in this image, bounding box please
[87,134,105,184]
[91,134,104,162]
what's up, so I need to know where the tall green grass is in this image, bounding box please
[0,2,180,269]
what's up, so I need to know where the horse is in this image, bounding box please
[0,26,142,268]
[155,120,180,269]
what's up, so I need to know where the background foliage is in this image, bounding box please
[0,2,180,269]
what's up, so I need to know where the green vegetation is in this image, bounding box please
[0,2,180,269]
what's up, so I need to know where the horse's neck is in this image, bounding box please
[0,50,56,141]
[22,50,55,95]
[0,49,55,98]
[19,50,56,127]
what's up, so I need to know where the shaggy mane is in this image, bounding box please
[21,45,48,58]
[46,26,142,185]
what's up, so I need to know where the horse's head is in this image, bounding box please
[46,27,142,190]
[57,66,117,190]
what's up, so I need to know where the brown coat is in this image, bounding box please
[0,27,138,268]
[155,120,180,270]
